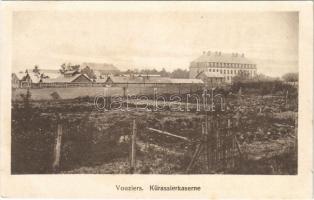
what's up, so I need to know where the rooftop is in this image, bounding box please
[43,73,91,83]
[192,51,255,65]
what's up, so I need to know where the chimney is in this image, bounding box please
[207,51,211,56]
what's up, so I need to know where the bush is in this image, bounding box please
[231,80,298,97]
[50,91,61,100]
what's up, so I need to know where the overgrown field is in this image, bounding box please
[11,84,298,174]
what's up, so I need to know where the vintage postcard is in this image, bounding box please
[0,1,313,199]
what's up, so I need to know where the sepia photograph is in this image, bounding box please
[1,1,313,199]
[10,10,300,175]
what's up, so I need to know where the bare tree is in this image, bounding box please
[282,72,298,82]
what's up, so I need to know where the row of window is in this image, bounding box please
[197,62,256,69]
[209,68,256,75]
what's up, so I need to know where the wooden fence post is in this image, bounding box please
[130,120,137,173]
[227,119,231,170]
[52,122,63,172]
[123,87,127,99]
[201,122,206,172]
[186,143,203,173]
[207,118,211,173]
[294,116,298,157]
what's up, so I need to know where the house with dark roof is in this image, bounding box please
[190,51,257,83]
[43,73,91,84]
[195,71,225,87]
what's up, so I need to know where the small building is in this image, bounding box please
[11,71,40,88]
[43,73,91,83]
[195,71,225,87]
[42,73,92,87]
[12,73,22,88]
[19,71,42,88]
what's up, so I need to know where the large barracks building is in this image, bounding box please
[190,51,257,83]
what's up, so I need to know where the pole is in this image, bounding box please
[285,90,289,105]
[227,119,231,170]
[52,122,63,172]
[130,120,137,173]
[201,122,206,172]
[206,118,211,173]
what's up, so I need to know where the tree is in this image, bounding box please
[59,63,81,74]
[170,68,189,78]
[71,64,80,71]
[233,70,250,82]
[151,68,158,74]
[81,66,97,79]
[59,63,67,74]
[159,68,170,77]
[282,72,298,82]
[33,65,40,74]
[252,73,279,82]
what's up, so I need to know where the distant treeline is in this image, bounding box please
[122,68,189,78]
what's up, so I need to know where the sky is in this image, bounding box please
[12,11,298,77]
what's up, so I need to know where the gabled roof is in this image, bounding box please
[192,52,255,65]
[43,73,91,83]
[26,73,41,83]
[15,72,26,80]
